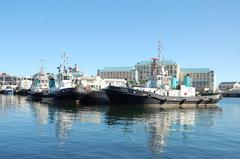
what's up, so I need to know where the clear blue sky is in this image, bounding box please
[0,0,239,83]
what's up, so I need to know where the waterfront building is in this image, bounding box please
[99,59,180,85]
[179,68,215,93]
[0,73,19,91]
[98,60,215,93]
[98,66,137,82]
[218,82,240,92]
[0,73,18,85]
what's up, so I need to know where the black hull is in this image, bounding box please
[222,93,240,98]
[42,88,76,101]
[80,91,110,105]
[104,86,222,105]
[16,89,30,96]
[105,89,157,104]
[54,88,76,100]
[75,92,87,101]
[28,92,43,101]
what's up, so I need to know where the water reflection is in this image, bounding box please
[148,110,196,154]
[0,94,26,106]
[0,95,221,156]
[0,95,29,118]
[30,102,77,144]
[55,110,76,144]
[30,102,49,125]
[29,101,106,144]
[106,106,220,155]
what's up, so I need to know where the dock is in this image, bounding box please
[142,103,220,110]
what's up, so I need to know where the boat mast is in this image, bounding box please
[151,40,163,78]
[40,59,45,74]
[158,40,162,67]
[151,58,158,78]
[157,40,167,76]
[61,52,69,74]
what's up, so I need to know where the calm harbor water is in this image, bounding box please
[0,95,240,159]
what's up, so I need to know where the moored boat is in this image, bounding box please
[103,45,223,108]
[42,53,83,103]
[4,86,14,95]
[104,85,222,106]
[28,61,49,101]
[42,74,77,102]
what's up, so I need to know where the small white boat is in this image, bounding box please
[4,86,14,94]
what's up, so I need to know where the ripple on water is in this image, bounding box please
[0,96,240,159]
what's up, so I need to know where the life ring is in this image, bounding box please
[181,99,187,104]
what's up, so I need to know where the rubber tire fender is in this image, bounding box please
[198,99,203,103]
[182,99,187,103]
[148,93,151,98]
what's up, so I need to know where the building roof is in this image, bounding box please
[136,59,177,66]
[136,60,151,65]
[101,66,133,72]
[0,73,11,77]
[180,68,211,73]
[219,82,238,85]
[163,60,177,65]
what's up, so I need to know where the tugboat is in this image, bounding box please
[103,44,222,108]
[104,84,222,106]
[28,77,48,101]
[28,60,49,101]
[42,53,83,102]
[42,71,76,101]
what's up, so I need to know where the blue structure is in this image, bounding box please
[146,77,157,88]
[171,76,178,89]
[183,74,192,87]
[49,79,56,88]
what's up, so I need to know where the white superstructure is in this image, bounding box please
[78,76,127,91]
[134,42,196,98]
[19,77,33,90]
